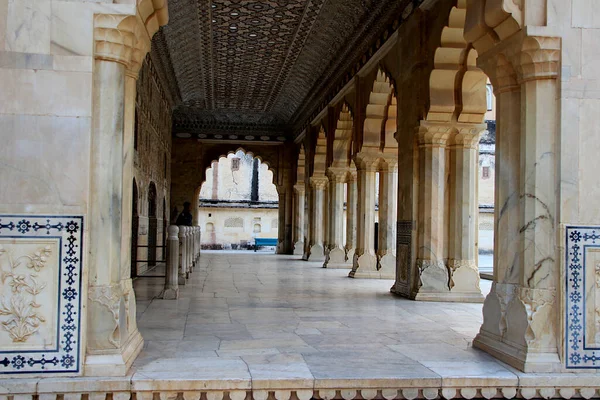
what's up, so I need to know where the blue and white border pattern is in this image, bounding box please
[566,225,600,368]
[0,215,83,375]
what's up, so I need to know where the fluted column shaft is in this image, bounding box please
[178,226,187,284]
[293,184,306,255]
[345,171,358,262]
[415,125,449,295]
[307,176,328,262]
[446,128,485,300]
[324,169,350,268]
[350,153,379,278]
[377,159,398,278]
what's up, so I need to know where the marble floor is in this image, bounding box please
[130,251,539,392]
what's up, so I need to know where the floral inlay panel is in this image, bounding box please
[0,215,83,375]
[566,226,600,368]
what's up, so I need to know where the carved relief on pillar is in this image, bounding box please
[0,216,84,375]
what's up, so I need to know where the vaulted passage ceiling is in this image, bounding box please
[152,0,417,142]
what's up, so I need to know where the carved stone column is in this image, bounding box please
[377,157,398,279]
[86,14,143,376]
[350,153,379,278]
[414,123,450,298]
[324,168,350,268]
[293,184,306,255]
[308,176,328,262]
[302,185,312,261]
[345,169,358,263]
[447,126,485,301]
[473,36,561,372]
[178,225,187,284]
[161,226,179,300]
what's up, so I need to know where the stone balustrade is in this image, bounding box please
[164,225,201,295]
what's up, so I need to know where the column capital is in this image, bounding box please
[354,152,379,172]
[309,176,329,190]
[380,156,398,172]
[94,14,138,67]
[326,167,349,183]
[448,124,486,149]
[515,36,560,83]
[293,183,306,194]
[417,122,451,148]
[347,169,358,182]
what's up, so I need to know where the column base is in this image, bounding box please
[378,254,396,279]
[448,259,484,301]
[178,274,186,285]
[84,329,143,376]
[293,241,304,255]
[160,286,179,300]
[323,247,349,268]
[414,291,485,303]
[307,244,326,262]
[473,330,561,373]
[349,253,380,278]
[390,281,411,298]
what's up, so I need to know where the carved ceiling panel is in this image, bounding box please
[153,0,417,140]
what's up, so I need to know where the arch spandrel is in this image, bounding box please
[312,127,328,176]
[362,69,393,151]
[331,104,353,169]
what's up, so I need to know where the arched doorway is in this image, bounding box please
[131,178,139,278]
[148,182,158,268]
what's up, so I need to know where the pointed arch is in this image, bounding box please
[331,103,353,169]
[313,126,328,176]
[297,146,306,184]
[427,1,487,124]
[383,93,398,152]
[362,68,394,150]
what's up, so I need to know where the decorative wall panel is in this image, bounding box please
[566,225,600,368]
[0,215,83,375]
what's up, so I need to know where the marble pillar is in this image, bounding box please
[345,170,358,263]
[162,225,180,300]
[308,176,328,262]
[414,123,450,298]
[446,127,485,301]
[377,158,398,279]
[324,168,350,268]
[302,185,312,261]
[85,56,143,375]
[293,184,306,255]
[350,153,379,278]
[474,42,561,371]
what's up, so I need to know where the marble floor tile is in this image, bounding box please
[132,251,511,386]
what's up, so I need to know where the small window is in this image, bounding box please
[231,158,240,171]
[482,166,490,179]
[253,224,261,233]
[208,213,212,218]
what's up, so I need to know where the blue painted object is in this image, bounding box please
[254,238,278,251]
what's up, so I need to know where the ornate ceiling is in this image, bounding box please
[152,0,418,141]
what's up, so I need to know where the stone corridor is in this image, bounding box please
[131,251,517,390]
